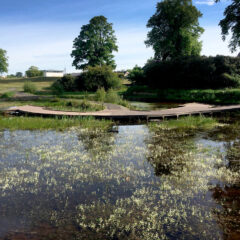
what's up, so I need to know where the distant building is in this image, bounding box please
[68,72,81,77]
[43,70,64,77]
[124,71,130,77]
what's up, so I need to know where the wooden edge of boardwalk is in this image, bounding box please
[5,103,240,120]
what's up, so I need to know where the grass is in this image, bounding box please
[149,116,221,131]
[123,85,159,101]
[0,101,28,110]
[158,88,240,104]
[0,76,58,93]
[0,91,15,99]
[124,85,240,104]
[0,116,113,131]
[23,81,37,94]
[30,98,104,112]
[95,88,130,108]
[0,98,104,112]
[0,76,130,110]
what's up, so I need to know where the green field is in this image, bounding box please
[0,77,58,93]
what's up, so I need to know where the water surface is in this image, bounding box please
[0,122,239,239]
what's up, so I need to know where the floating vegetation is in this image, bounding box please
[0,121,239,239]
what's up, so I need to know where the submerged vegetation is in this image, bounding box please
[0,120,239,239]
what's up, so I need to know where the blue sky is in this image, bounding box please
[0,0,234,74]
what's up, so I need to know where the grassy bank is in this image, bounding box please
[124,86,240,104]
[0,98,104,112]
[29,98,104,112]
[0,116,113,131]
[149,116,221,131]
[158,89,240,104]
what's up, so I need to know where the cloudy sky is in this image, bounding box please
[0,0,234,74]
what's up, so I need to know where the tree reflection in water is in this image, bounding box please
[211,139,240,240]
[77,128,116,158]
[0,124,240,239]
[146,128,194,176]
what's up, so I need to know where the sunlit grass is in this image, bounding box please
[0,76,57,93]
[0,116,113,131]
[29,98,104,112]
[149,116,221,131]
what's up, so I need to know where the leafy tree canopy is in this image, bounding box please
[219,0,240,52]
[71,16,118,70]
[25,66,43,78]
[145,0,204,61]
[16,72,23,78]
[0,48,8,75]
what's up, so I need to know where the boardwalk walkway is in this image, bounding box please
[6,103,240,120]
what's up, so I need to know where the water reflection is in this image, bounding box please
[212,183,240,240]
[0,124,239,239]
[225,141,240,172]
[146,128,194,176]
[77,129,116,157]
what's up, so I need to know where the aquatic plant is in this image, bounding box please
[0,124,239,239]
[149,116,220,132]
[0,116,113,131]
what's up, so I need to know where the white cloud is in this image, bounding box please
[115,27,153,70]
[200,26,237,56]
[195,0,215,6]
[0,22,237,74]
[0,23,154,73]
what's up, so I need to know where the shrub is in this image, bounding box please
[51,81,64,95]
[105,89,121,104]
[95,88,106,102]
[23,81,37,94]
[143,55,240,89]
[77,65,121,91]
[55,75,76,91]
[0,91,15,99]
[128,65,145,85]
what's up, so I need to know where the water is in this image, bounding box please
[0,123,239,239]
[130,101,181,111]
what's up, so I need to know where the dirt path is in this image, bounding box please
[6,103,240,119]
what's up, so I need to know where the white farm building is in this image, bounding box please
[43,70,64,78]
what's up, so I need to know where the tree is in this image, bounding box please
[0,48,8,75]
[75,65,121,91]
[71,16,118,70]
[16,72,23,78]
[25,66,43,77]
[128,65,145,85]
[145,0,204,61]
[218,0,240,52]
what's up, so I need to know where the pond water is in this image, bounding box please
[130,101,182,111]
[0,122,239,239]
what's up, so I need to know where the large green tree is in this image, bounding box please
[25,66,43,77]
[145,0,204,61]
[0,48,8,75]
[71,16,118,70]
[218,0,240,52]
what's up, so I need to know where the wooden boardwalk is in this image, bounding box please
[6,103,240,120]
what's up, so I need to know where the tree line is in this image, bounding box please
[1,0,240,89]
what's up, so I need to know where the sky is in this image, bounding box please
[0,0,235,74]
